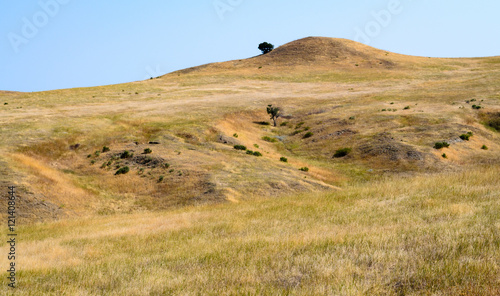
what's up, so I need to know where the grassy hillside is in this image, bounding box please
[1,166,499,295]
[0,37,499,294]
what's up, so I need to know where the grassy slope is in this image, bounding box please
[1,166,499,295]
[0,37,499,294]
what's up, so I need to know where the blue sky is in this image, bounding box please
[1,0,499,92]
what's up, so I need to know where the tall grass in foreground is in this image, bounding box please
[1,166,499,295]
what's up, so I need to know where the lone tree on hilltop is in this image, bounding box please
[258,42,274,54]
[267,104,280,127]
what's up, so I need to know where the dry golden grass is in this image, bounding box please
[0,37,499,294]
[0,166,498,295]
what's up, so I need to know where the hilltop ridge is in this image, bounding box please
[172,36,462,76]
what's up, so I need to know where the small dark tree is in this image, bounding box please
[258,42,274,54]
[267,104,280,127]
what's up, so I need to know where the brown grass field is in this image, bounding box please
[0,37,499,295]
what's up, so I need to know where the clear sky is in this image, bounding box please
[1,0,499,92]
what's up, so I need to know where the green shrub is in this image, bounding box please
[253,151,262,157]
[115,166,130,175]
[87,154,92,158]
[299,167,309,172]
[233,133,238,138]
[102,146,110,153]
[381,109,387,112]
[434,142,450,149]
[158,176,164,182]
[472,105,482,110]
[163,163,170,169]
[280,122,288,127]
[442,153,447,159]
[333,148,352,158]
[291,130,304,136]
[262,136,277,143]
[295,122,305,129]
[144,148,152,154]
[280,157,288,162]
[349,116,356,120]
[459,133,472,141]
[94,151,100,157]
[234,145,247,150]
[120,151,133,159]
[481,145,488,150]
[253,144,259,148]
[404,106,410,110]
[121,151,132,158]
[303,132,314,139]
[246,150,254,155]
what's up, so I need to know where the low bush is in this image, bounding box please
[253,151,262,157]
[246,150,254,155]
[299,167,309,172]
[303,132,314,139]
[295,122,305,129]
[120,150,133,159]
[333,148,352,158]
[481,145,488,150]
[459,132,473,141]
[442,153,447,159]
[234,145,247,150]
[144,148,152,154]
[115,166,130,175]
[262,136,277,143]
[280,157,288,162]
[434,142,450,149]
[102,146,110,153]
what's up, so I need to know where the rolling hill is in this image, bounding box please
[1,36,499,221]
[0,36,499,295]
